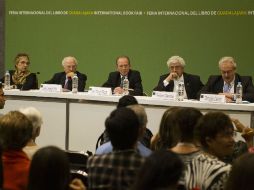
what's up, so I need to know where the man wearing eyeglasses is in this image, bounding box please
[45,56,87,92]
[200,56,254,102]
[153,55,204,99]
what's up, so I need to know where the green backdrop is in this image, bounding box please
[5,0,254,94]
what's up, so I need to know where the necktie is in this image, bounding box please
[120,76,125,88]
[64,77,71,89]
[223,83,231,93]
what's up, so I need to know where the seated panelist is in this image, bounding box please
[153,55,203,99]
[200,56,254,103]
[102,55,143,96]
[45,56,87,92]
[1,53,38,90]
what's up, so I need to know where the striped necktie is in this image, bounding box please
[223,83,231,93]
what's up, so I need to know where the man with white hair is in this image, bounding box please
[154,55,204,99]
[45,56,87,91]
[200,56,254,102]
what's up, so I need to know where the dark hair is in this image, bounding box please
[175,108,202,142]
[153,107,180,150]
[28,146,70,190]
[14,53,30,64]
[0,111,33,150]
[105,107,139,150]
[195,111,233,150]
[132,150,184,190]
[117,95,138,108]
[0,82,2,89]
[225,153,254,190]
[115,55,130,65]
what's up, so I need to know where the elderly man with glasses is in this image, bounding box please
[200,56,254,102]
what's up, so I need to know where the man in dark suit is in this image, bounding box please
[154,55,204,99]
[45,56,87,92]
[200,56,254,103]
[102,56,143,96]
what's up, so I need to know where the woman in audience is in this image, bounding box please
[225,153,254,190]
[28,146,86,190]
[1,53,38,90]
[20,107,43,159]
[132,150,184,190]
[184,112,233,190]
[171,107,202,164]
[150,107,180,150]
[0,111,33,190]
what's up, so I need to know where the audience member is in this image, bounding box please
[28,146,86,190]
[0,83,5,111]
[87,107,145,190]
[132,150,184,190]
[102,55,143,95]
[96,95,153,149]
[96,104,152,157]
[171,108,202,164]
[184,112,233,190]
[225,153,254,190]
[0,111,33,190]
[153,56,203,99]
[150,107,180,150]
[200,56,254,102]
[1,53,38,90]
[19,107,43,159]
[45,56,87,92]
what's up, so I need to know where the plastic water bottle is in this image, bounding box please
[4,70,11,90]
[72,73,78,93]
[122,77,129,95]
[177,81,185,101]
[235,82,242,104]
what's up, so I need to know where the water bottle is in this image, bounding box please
[4,70,11,90]
[177,81,185,101]
[72,73,78,93]
[235,82,242,104]
[122,77,129,95]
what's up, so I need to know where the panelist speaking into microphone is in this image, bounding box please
[45,56,87,92]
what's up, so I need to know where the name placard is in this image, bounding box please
[152,91,177,100]
[40,84,62,93]
[200,94,226,103]
[88,86,112,96]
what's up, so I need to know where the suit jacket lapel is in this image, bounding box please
[183,73,191,98]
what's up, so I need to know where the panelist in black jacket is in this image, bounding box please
[200,56,254,103]
[153,56,203,99]
[102,56,143,96]
[1,53,38,90]
[45,56,87,92]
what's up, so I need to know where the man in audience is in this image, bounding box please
[0,82,5,110]
[87,107,145,190]
[96,104,152,157]
[45,56,87,92]
[184,111,233,190]
[154,55,204,99]
[200,56,254,102]
[0,111,33,190]
[102,55,143,96]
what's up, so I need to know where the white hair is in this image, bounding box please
[61,56,78,66]
[127,104,147,128]
[218,56,237,68]
[19,107,43,137]
[166,56,186,67]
